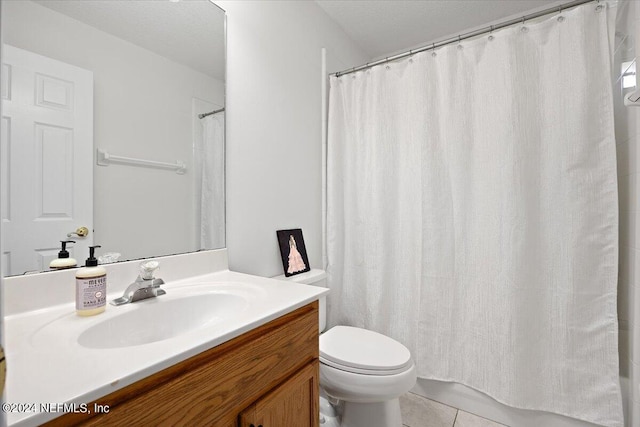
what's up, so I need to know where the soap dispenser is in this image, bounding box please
[76,245,107,316]
[49,240,77,269]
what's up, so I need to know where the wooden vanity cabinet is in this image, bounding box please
[239,362,319,427]
[45,301,320,427]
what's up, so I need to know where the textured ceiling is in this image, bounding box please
[34,0,225,80]
[316,0,557,60]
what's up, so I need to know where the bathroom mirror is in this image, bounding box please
[1,0,226,276]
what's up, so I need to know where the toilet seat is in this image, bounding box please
[320,326,412,375]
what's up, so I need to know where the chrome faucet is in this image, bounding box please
[110,261,166,306]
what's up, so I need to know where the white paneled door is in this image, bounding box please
[1,45,93,275]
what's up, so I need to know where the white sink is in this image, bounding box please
[29,282,265,350]
[78,292,247,349]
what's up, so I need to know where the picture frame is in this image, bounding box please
[276,228,311,277]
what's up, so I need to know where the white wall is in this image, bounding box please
[2,0,224,262]
[216,0,368,277]
[616,1,640,425]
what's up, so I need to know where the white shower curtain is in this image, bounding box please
[327,3,622,426]
[198,113,225,249]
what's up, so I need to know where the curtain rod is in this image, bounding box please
[198,107,225,119]
[334,0,598,77]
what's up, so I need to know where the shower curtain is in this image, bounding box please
[326,3,622,426]
[198,112,225,249]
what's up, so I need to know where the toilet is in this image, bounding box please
[275,269,417,427]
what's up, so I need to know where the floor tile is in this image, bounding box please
[454,410,508,427]
[400,392,458,427]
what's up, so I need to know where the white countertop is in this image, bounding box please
[4,269,328,427]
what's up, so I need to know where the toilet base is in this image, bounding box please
[339,398,402,427]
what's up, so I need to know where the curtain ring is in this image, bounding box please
[431,43,437,57]
[557,6,565,22]
[488,25,495,41]
[521,16,529,32]
[457,35,463,50]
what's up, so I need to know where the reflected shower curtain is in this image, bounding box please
[198,113,225,249]
[326,3,622,426]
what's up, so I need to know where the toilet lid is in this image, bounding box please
[320,326,412,375]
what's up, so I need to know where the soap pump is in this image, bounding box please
[49,240,77,269]
[76,245,107,316]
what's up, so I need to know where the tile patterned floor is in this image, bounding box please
[400,392,508,427]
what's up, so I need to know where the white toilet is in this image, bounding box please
[275,269,417,427]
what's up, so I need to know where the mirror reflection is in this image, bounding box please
[1,0,226,276]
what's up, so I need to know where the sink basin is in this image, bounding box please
[29,282,264,350]
[78,292,248,349]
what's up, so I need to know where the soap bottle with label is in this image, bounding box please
[49,240,77,270]
[76,245,107,316]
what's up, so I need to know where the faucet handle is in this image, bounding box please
[139,260,159,280]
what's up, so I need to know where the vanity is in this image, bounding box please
[4,250,327,427]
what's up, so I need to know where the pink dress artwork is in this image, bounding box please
[287,235,306,274]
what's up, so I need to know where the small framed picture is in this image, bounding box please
[276,228,311,277]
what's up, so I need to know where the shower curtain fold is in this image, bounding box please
[198,113,225,249]
[326,3,622,426]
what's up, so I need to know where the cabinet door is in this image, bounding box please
[239,361,319,427]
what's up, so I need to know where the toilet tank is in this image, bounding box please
[273,269,327,332]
